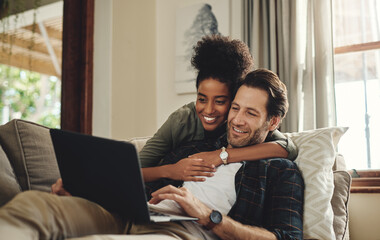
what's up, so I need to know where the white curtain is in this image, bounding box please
[243,0,336,132]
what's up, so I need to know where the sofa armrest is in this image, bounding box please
[332,170,351,240]
[333,153,347,171]
[127,136,151,153]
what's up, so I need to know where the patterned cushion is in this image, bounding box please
[284,127,348,240]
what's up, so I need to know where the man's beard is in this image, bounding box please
[227,122,269,148]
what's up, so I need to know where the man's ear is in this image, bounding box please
[268,116,281,131]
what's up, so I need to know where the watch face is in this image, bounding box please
[210,210,222,224]
[220,151,228,159]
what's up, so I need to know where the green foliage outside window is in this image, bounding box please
[0,64,61,128]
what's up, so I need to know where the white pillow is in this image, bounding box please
[284,127,348,240]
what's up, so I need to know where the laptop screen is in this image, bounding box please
[50,129,150,223]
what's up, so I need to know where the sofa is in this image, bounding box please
[0,119,352,239]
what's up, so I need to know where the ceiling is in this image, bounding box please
[0,1,62,77]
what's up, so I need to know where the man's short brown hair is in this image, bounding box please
[239,69,288,121]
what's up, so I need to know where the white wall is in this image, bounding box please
[349,194,380,240]
[94,0,157,139]
[93,0,112,138]
[111,0,157,139]
[155,0,196,128]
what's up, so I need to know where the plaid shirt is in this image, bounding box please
[145,135,304,240]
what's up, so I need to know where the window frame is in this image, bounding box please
[61,0,94,134]
[334,41,380,193]
[349,170,380,193]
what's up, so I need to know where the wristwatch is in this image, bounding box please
[205,210,223,230]
[219,147,228,165]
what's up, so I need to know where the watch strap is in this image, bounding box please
[205,219,217,230]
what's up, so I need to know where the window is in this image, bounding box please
[0,0,94,133]
[0,2,63,129]
[333,0,380,171]
[0,65,61,128]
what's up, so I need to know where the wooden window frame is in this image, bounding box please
[334,41,380,193]
[334,41,380,54]
[61,0,94,134]
[349,170,380,193]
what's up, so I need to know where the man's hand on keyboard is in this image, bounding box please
[149,185,212,226]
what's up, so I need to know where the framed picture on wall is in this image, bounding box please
[175,0,230,94]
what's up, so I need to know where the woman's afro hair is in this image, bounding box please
[191,35,254,87]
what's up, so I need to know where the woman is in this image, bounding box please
[141,35,297,183]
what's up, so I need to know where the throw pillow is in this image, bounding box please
[0,119,60,192]
[284,127,348,240]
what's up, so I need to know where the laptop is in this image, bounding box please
[50,129,198,224]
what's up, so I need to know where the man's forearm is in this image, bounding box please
[212,215,277,240]
[226,142,288,163]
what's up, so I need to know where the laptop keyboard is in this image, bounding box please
[149,210,170,217]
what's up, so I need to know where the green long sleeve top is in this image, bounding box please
[139,102,298,168]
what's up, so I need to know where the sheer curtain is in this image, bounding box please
[243,0,336,132]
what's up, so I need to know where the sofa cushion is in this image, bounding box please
[0,119,60,192]
[128,137,151,153]
[333,153,347,171]
[0,145,21,206]
[284,127,348,240]
[332,171,351,240]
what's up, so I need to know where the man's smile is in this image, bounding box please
[232,126,248,134]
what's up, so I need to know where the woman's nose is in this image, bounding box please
[204,102,214,114]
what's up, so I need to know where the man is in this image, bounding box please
[0,69,303,240]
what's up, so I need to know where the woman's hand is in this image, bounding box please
[51,178,72,196]
[167,157,216,182]
[189,150,222,167]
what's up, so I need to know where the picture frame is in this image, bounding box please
[175,0,230,94]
